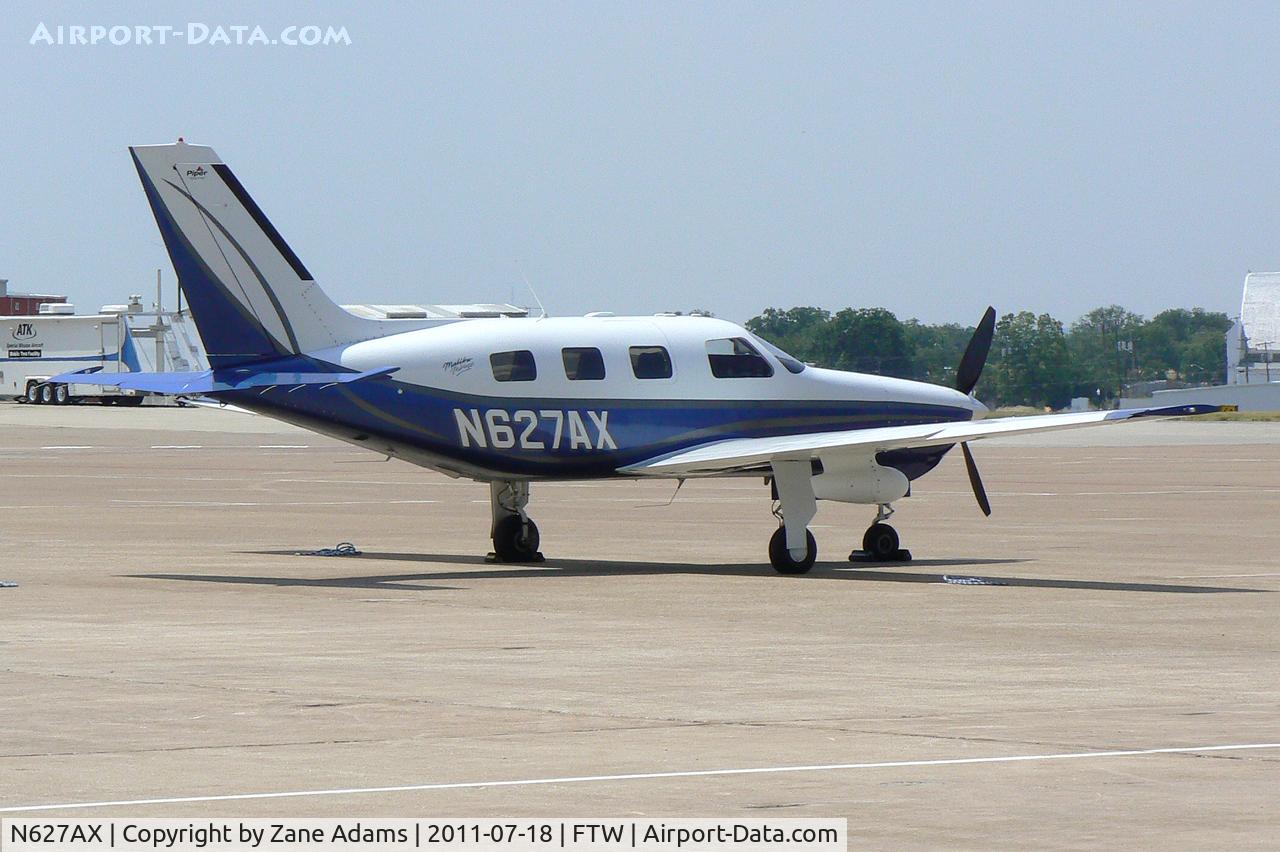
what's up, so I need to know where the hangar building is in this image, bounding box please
[1227,272,1280,385]
[1122,271,1280,410]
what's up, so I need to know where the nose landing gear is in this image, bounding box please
[849,504,912,563]
[493,513,541,563]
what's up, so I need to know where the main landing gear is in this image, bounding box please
[849,504,912,563]
[768,460,819,574]
[488,480,543,563]
[766,464,912,573]
[768,526,817,574]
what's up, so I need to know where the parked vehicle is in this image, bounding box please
[2,311,145,405]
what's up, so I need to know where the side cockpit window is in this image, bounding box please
[490,350,537,382]
[562,347,606,380]
[630,345,673,379]
[706,337,774,378]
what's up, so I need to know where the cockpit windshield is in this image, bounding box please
[754,337,807,374]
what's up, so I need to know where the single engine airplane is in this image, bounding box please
[56,142,1220,572]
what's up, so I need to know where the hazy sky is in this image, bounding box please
[4,1,1279,326]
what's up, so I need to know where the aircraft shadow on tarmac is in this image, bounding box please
[121,552,1269,594]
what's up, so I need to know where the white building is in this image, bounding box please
[1227,272,1280,385]
[1122,271,1280,410]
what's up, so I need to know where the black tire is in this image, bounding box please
[493,514,541,562]
[862,522,900,560]
[769,526,817,574]
[53,384,70,405]
[118,396,144,407]
[25,383,42,404]
[39,384,54,405]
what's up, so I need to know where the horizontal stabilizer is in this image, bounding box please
[51,365,398,395]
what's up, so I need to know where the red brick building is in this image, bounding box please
[0,279,68,315]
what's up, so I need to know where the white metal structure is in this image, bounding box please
[1228,272,1280,385]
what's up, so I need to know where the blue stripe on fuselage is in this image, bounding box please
[217,374,972,480]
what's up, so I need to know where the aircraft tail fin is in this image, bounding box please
[130,142,380,367]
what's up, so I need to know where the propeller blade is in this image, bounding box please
[955,306,997,395]
[961,441,992,516]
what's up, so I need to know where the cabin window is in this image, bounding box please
[490,350,537,382]
[629,345,673,379]
[562,347,606,381]
[706,337,774,378]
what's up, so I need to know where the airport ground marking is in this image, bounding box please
[108,499,440,507]
[1172,572,1280,579]
[2,742,1278,813]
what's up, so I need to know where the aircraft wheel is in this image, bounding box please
[769,526,816,574]
[862,522,899,561]
[493,515,541,562]
[39,384,54,405]
[53,384,70,405]
[25,383,42,404]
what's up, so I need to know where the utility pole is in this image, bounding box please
[1116,338,1133,402]
[153,268,165,373]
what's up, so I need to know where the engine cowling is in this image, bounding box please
[811,457,910,504]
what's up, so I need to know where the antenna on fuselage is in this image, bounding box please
[637,478,686,508]
[517,263,549,319]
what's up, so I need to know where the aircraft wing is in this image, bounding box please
[49,365,398,395]
[618,403,1222,477]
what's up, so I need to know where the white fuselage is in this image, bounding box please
[319,314,975,410]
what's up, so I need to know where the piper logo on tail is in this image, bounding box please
[185,166,208,179]
[455,408,617,451]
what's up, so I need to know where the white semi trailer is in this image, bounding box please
[2,309,145,405]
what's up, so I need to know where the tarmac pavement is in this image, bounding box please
[1,404,1277,847]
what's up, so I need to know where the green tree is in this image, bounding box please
[744,307,830,362]
[1181,327,1230,384]
[902,320,972,386]
[1068,305,1144,402]
[1138,308,1231,383]
[814,307,912,377]
[992,312,1071,408]
[744,302,1227,408]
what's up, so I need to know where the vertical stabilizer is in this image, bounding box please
[130,142,378,367]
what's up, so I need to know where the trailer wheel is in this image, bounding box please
[39,384,55,405]
[25,382,42,404]
[53,384,70,405]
